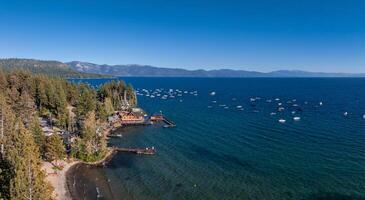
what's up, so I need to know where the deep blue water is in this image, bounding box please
[69,78,365,200]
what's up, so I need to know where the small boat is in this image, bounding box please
[344,112,348,116]
[210,92,216,96]
[236,105,243,109]
[293,117,301,121]
[224,106,229,109]
[278,107,285,112]
[319,102,323,106]
[270,112,277,115]
[212,101,217,103]
[278,103,282,106]
[363,114,365,119]
[278,119,286,123]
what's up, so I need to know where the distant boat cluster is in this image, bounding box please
[209,95,306,123]
[136,88,365,124]
[136,88,198,100]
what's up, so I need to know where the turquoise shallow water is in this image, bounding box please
[69,78,365,200]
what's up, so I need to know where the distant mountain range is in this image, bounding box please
[0,58,106,78]
[1,58,364,78]
[68,61,365,77]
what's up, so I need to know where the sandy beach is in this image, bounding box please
[42,147,116,200]
[42,160,80,200]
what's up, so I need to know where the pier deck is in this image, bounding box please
[114,147,156,155]
[150,114,176,127]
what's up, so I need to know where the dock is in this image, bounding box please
[114,147,156,155]
[150,113,176,128]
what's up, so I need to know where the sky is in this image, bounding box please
[0,0,365,73]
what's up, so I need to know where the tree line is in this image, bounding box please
[0,69,137,199]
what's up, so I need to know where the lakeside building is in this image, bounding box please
[108,108,147,127]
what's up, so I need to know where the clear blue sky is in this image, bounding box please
[0,0,364,72]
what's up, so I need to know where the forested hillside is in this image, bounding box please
[0,70,136,199]
[0,58,108,78]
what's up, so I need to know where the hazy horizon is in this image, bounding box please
[2,57,365,74]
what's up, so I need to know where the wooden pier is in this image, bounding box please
[114,147,156,155]
[150,114,176,128]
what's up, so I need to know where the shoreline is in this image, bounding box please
[42,160,80,200]
[45,124,118,200]
[51,122,147,199]
[44,147,118,200]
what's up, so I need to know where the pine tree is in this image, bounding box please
[75,111,107,162]
[126,84,137,106]
[76,84,96,118]
[33,77,47,111]
[44,134,65,164]
[30,115,46,157]
[0,94,14,200]
[103,97,114,115]
[54,83,68,128]
[0,69,7,93]
[8,121,53,200]
[96,102,108,122]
